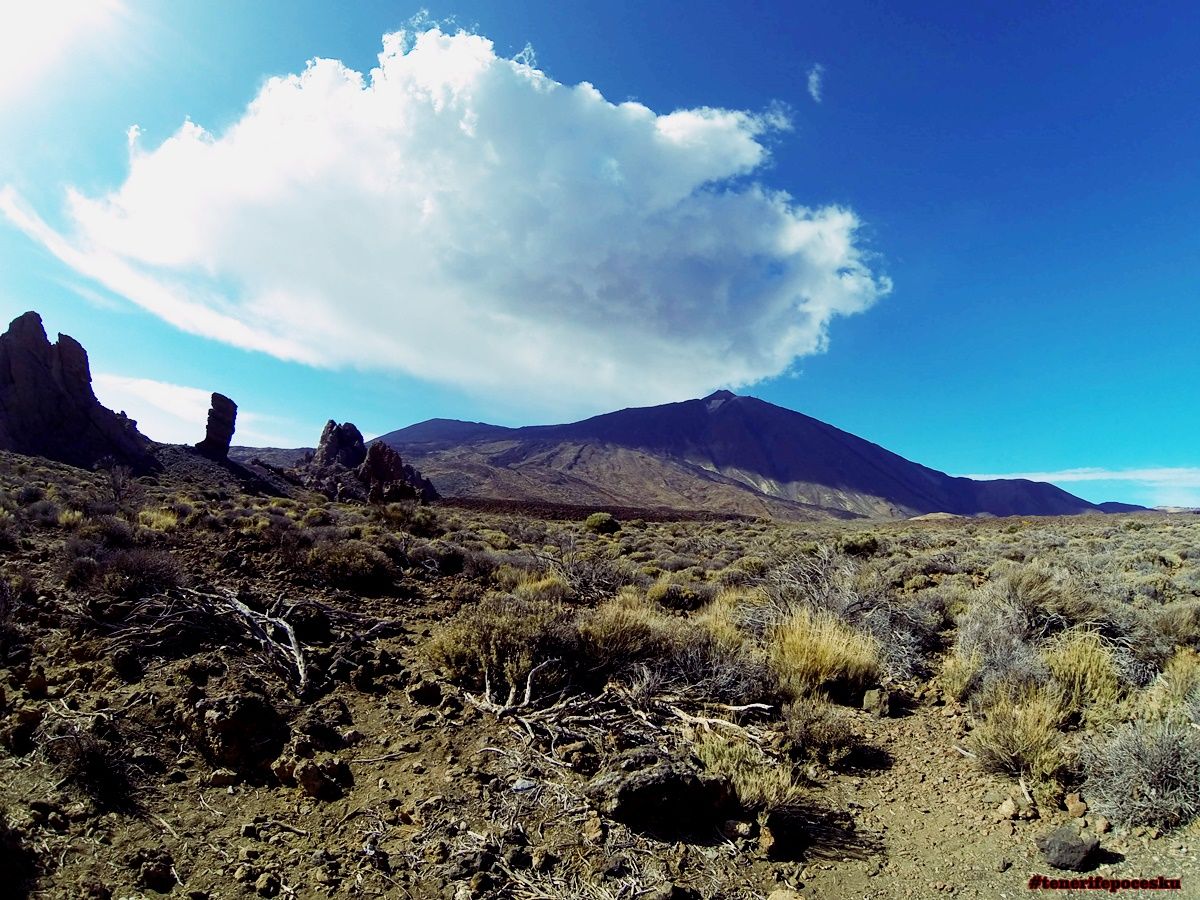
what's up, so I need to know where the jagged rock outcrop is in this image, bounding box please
[297,420,437,503]
[357,442,439,503]
[0,311,154,470]
[311,421,367,469]
[195,393,237,460]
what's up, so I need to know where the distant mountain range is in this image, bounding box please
[323,390,1136,520]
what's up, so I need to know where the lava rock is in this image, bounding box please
[195,393,237,459]
[0,311,155,470]
[1035,825,1100,871]
[183,693,288,774]
[312,421,367,469]
[585,751,734,838]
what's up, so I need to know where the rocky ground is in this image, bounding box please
[1,449,1198,899]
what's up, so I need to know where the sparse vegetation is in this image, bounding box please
[4,447,1200,897]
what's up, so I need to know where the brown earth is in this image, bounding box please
[0,450,1195,900]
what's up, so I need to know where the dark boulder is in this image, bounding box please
[585,749,734,838]
[195,392,237,459]
[1035,825,1100,871]
[0,311,154,470]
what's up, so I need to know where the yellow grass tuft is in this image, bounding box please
[768,607,881,700]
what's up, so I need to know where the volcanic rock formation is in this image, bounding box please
[0,311,154,470]
[299,420,437,503]
[312,421,367,469]
[195,393,238,460]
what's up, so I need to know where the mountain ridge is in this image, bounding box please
[364,391,1132,520]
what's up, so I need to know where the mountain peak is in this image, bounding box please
[703,389,737,410]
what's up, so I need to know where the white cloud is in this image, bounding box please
[806,63,825,103]
[963,467,1200,508]
[0,0,127,110]
[2,27,889,411]
[92,373,308,447]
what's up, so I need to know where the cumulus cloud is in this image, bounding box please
[806,64,824,103]
[93,373,307,447]
[2,27,889,410]
[963,467,1200,508]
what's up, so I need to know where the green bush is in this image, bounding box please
[584,512,621,535]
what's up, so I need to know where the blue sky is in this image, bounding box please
[1,1,1197,506]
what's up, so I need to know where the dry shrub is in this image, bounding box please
[512,573,572,604]
[307,539,394,588]
[646,575,712,611]
[137,508,178,531]
[969,684,1067,785]
[695,733,803,811]
[940,651,982,703]
[43,724,140,811]
[426,595,577,700]
[769,607,881,702]
[782,697,860,765]
[1082,719,1200,829]
[101,548,182,600]
[1144,648,1200,721]
[1042,629,1127,726]
[1157,600,1200,646]
[575,590,679,679]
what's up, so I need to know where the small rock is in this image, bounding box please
[254,872,280,897]
[582,812,607,844]
[1065,792,1087,819]
[131,848,177,892]
[530,847,558,871]
[240,822,259,839]
[862,688,890,717]
[767,889,805,900]
[1093,816,1111,835]
[511,777,537,793]
[996,798,1018,821]
[722,819,754,839]
[995,858,1012,873]
[1035,825,1099,871]
[407,680,443,706]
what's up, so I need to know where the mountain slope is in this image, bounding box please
[377,391,1117,519]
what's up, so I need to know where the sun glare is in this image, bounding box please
[0,0,126,107]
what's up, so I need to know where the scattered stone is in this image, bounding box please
[407,680,443,706]
[530,847,558,872]
[1093,816,1111,835]
[130,848,176,892]
[582,811,606,844]
[184,693,288,774]
[722,819,754,839]
[995,858,1012,873]
[1065,792,1087,819]
[767,889,805,900]
[207,768,237,787]
[1035,825,1100,871]
[863,688,891,717]
[195,393,237,459]
[254,872,280,897]
[294,754,353,800]
[996,798,1018,821]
